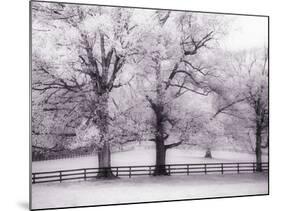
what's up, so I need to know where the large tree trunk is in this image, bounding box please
[97,142,115,178]
[154,137,168,176]
[255,127,262,172]
[95,34,116,178]
[151,59,170,176]
[254,97,263,172]
[95,93,115,178]
[204,148,212,158]
[83,32,121,179]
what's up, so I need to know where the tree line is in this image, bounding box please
[31,2,268,177]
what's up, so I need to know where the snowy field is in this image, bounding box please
[32,148,268,172]
[32,148,268,210]
[32,173,268,210]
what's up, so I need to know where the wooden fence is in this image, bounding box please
[32,162,268,184]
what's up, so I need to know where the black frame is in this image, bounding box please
[29,0,270,210]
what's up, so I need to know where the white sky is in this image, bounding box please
[221,15,268,51]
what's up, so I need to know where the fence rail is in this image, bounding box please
[32,162,268,184]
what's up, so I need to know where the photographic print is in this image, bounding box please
[30,0,269,210]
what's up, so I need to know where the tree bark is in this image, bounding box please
[95,93,115,178]
[155,70,168,175]
[204,148,212,158]
[152,110,169,176]
[151,59,170,176]
[95,34,117,178]
[154,137,168,175]
[255,127,262,172]
[97,141,115,178]
[254,96,263,172]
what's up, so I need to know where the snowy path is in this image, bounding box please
[32,173,268,210]
[32,148,268,172]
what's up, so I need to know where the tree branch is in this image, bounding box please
[212,97,247,119]
[183,31,214,56]
[165,140,183,149]
[166,83,211,96]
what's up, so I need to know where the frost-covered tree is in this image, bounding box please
[138,11,228,175]
[212,48,268,171]
[32,2,146,177]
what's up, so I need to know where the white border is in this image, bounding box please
[0,0,280,211]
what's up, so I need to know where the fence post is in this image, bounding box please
[204,164,207,174]
[253,163,255,173]
[187,164,189,175]
[149,166,151,175]
[59,171,62,183]
[221,163,224,174]
[33,174,35,184]
[116,167,119,177]
[129,167,131,178]
[84,169,86,181]
[237,163,240,174]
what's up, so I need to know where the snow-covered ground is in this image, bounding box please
[32,148,268,209]
[32,148,268,172]
[32,173,268,210]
